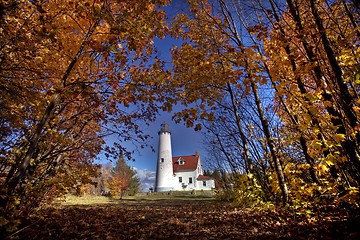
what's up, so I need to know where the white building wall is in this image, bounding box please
[196,157,204,176]
[174,170,196,191]
[195,156,214,190]
[196,179,215,190]
[174,170,215,191]
[155,131,175,191]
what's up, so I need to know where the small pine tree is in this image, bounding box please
[128,176,141,196]
[212,169,221,179]
[212,169,224,189]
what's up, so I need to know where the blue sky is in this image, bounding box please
[113,107,208,191]
[128,114,208,190]
[126,1,204,171]
[127,112,207,170]
[99,2,211,189]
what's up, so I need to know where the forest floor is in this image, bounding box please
[10,194,360,239]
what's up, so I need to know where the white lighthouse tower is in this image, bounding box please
[155,122,175,192]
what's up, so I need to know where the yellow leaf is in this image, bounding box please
[353,106,360,112]
[325,160,335,166]
[333,134,345,142]
[319,164,329,173]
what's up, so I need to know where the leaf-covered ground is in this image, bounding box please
[11,195,360,239]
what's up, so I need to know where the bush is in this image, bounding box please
[216,174,267,208]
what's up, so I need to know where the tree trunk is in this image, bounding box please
[249,77,289,204]
[310,0,359,129]
[3,19,100,209]
[283,0,360,185]
[342,0,360,40]
[218,0,289,203]
[227,82,254,174]
[302,0,360,184]
[269,0,320,183]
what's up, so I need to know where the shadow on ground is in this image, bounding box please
[11,196,360,240]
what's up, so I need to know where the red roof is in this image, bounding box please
[197,175,211,180]
[172,155,199,172]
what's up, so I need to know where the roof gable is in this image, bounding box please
[173,155,199,171]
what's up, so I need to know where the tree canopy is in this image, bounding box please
[1,0,359,235]
[168,0,360,207]
[0,0,170,231]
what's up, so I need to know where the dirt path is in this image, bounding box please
[12,196,360,239]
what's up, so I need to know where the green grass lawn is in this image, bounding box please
[57,192,216,207]
[57,194,117,205]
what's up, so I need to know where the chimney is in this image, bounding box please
[195,151,199,157]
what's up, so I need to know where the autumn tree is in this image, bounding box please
[170,0,359,206]
[106,155,140,198]
[262,0,360,196]
[0,0,170,231]
[169,0,289,203]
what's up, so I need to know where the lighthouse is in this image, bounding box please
[155,122,175,192]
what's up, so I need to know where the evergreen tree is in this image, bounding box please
[204,169,211,176]
[128,176,141,196]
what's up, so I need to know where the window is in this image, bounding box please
[179,177,182,183]
[203,181,206,186]
[189,177,192,184]
[160,158,164,163]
